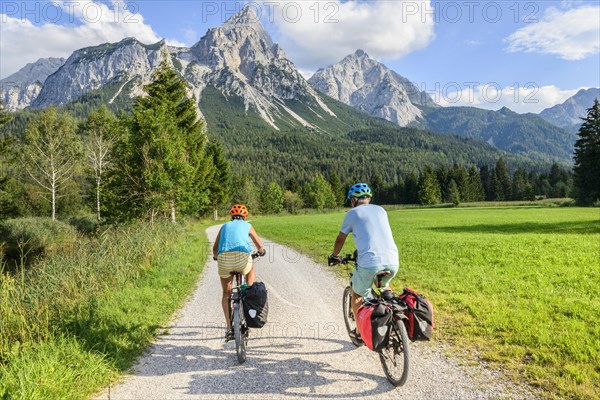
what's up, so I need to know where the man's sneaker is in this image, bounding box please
[224,329,234,342]
[349,329,364,346]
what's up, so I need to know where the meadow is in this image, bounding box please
[251,206,600,400]
[0,221,211,399]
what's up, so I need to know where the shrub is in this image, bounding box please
[0,217,79,266]
[67,215,100,236]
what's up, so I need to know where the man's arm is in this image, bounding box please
[332,232,348,256]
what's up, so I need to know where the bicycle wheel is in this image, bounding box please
[233,302,247,363]
[342,286,362,347]
[379,319,410,387]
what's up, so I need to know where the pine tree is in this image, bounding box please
[207,139,230,220]
[328,172,345,207]
[493,158,512,201]
[108,57,211,222]
[370,174,385,201]
[467,165,485,202]
[0,102,19,220]
[511,168,529,201]
[285,177,300,193]
[22,108,82,221]
[418,166,442,205]
[446,178,461,206]
[573,99,600,205]
[0,101,11,126]
[480,165,494,201]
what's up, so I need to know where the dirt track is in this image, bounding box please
[96,225,539,399]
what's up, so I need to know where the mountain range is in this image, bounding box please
[539,88,600,132]
[1,6,591,179]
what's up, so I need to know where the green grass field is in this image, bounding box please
[251,206,600,400]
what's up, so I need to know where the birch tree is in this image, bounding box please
[81,106,116,221]
[23,108,81,221]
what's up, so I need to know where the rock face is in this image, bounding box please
[31,38,167,108]
[539,88,600,132]
[308,50,437,127]
[4,7,334,130]
[0,57,65,110]
[186,6,334,129]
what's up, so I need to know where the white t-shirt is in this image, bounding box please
[340,204,399,269]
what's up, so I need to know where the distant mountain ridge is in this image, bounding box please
[0,57,65,111]
[539,88,600,132]
[420,106,576,161]
[308,50,437,127]
[308,51,576,162]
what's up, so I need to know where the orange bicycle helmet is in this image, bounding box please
[229,204,249,218]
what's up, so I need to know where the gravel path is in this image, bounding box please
[96,225,540,400]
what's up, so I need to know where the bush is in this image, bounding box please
[67,215,100,236]
[0,217,79,265]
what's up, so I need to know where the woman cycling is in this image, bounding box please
[213,204,266,341]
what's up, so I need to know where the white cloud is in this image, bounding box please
[266,0,435,70]
[0,1,166,79]
[434,84,587,114]
[505,5,600,60]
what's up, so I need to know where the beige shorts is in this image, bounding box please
[217,251,253,279]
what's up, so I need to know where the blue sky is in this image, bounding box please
[1,1,599,113]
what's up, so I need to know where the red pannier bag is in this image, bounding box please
[356,302,393,351]
[398,288,434,341]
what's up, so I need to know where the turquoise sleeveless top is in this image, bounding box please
[217,220,252,254]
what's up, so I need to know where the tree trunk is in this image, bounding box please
[170,202,176,223]
[96,177,101,221]
[51,174,56,221]
[213,208,218,220]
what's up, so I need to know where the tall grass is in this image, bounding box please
[0,220,211,399]
[252,207,600,400]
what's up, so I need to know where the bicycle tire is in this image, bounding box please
[233,302,247,363]
[379,319,410,387]
[342,286,363,347]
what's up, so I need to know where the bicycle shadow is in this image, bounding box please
[131,327,401,398]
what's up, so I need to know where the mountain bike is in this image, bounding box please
[329,253,410,387]
[229,251,264,363]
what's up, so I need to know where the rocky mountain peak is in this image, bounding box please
[539,87,600,132]
[1,57,66,111]
[222,6,263,30]
[309,50,437,126]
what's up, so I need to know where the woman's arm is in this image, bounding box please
[249,226,265,253]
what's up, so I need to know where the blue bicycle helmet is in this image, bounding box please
[347,183,373,200]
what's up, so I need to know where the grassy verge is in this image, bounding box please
[0,220,213,399]
[251,207,600,400]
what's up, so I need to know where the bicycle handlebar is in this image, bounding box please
[251,249,266,259]
[328,253,356,266]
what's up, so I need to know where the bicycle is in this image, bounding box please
[228,251,264,363]
[329,253,410,387]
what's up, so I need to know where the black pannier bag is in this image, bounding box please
[398,288,434,341]
[242,282,269,328]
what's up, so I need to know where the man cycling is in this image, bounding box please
[329,183,399,345]
[213,204,265,341]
